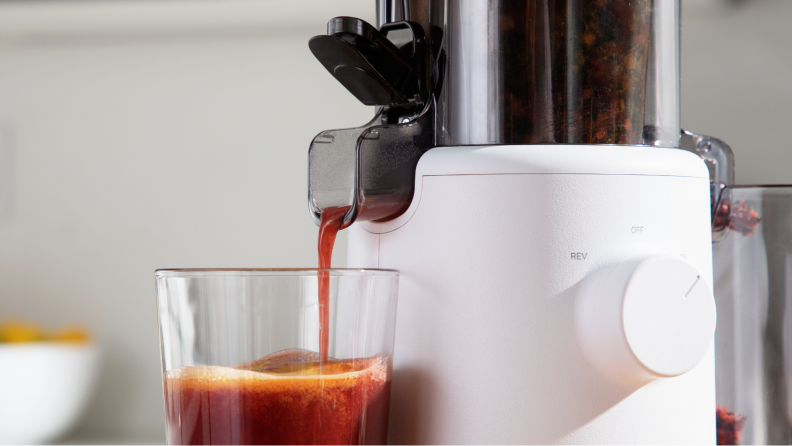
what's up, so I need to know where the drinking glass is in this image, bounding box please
[713,186,792,445]
[156,268,399,445]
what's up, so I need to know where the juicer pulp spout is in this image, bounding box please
[681,130,735,243]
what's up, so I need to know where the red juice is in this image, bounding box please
[164,349,392,445]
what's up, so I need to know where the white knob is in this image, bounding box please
[575,255,716,383]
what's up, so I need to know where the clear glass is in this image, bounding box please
[713,186,792,445]
[156,268,399,445]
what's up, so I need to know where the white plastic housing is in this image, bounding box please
[348,145,716,444]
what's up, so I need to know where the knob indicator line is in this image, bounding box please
[684,275,701,298]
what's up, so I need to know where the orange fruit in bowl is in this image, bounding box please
[50,327,92,344]
[0,321,47,343]
[0,321,92,344]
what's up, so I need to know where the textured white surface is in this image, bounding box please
[361,145,709,235]
[349,146,716,444]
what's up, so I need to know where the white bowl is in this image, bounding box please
[0,343,99,445]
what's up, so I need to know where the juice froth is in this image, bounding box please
[164,349,391,445]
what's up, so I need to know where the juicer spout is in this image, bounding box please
[309,101,434,228]
[308,16,434,227]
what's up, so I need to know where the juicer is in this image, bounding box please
[308,1,726,443]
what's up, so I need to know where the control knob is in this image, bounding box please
[575,254,716,383]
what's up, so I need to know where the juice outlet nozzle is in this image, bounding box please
[308,17,434,227]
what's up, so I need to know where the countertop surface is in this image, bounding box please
[61,430,165,445]
[51,441,165,446]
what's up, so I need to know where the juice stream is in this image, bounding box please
[317,206,350,361]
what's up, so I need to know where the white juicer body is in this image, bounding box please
[348,145,716,444]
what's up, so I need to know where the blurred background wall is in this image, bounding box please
[682,0,792,185]
[0,0,788,443]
